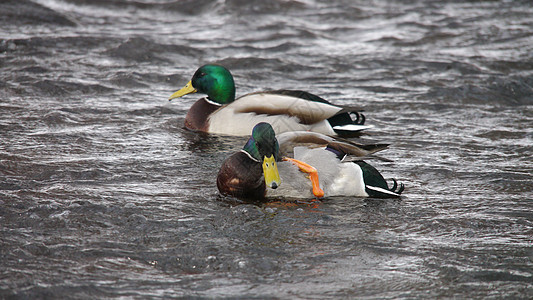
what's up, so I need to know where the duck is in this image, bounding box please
[216,122,404,201]
[169,64,372,136]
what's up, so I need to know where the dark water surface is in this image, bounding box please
[1,0,532,298]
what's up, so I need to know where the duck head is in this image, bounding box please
[243,122,281,189]
[169,64,236,105]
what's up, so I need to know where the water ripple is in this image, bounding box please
[1,0,532,298]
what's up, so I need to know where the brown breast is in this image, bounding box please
[216,151,266,200]
[184,98,220,132]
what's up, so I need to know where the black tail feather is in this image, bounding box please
[349,111,365,125]
[396,182,405,194]
[356,161,404,198]
[390,178,398,191]
[388,178,404,194]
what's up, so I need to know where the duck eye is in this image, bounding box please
[194,71,207,80]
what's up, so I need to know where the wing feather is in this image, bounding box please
[230,92,343,125]
[277,131,389,158]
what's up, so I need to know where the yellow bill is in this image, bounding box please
[262,155,281,189]
[169,80,197,101]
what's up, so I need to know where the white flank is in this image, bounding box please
[208,93,341,136]
[294,147,369,197]
[329,162,369,197]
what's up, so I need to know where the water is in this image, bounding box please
[1,0,532,298]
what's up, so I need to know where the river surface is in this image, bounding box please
[1,0,532,298]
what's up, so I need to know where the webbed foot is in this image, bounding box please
[282,157,325,198]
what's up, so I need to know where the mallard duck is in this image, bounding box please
[216,122,404,201]
[169,64,372,136]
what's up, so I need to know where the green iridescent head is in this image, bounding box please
[243,123,279,161]
[243,122,281,189]
[169,64,236,105]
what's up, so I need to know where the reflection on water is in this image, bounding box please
[1,0,532,298]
